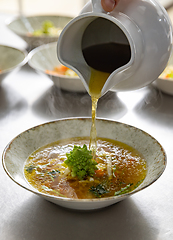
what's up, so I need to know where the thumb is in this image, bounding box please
[101,0,120,12]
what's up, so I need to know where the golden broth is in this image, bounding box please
[89,68,110,99]
[89,68,110,156]
[24,137,147,199]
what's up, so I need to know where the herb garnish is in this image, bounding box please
[90,184,109,198]
[25,165,35,173]
[114,183,133,196]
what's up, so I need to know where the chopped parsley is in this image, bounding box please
[90,184,109,198]
[114,183,133,196]
[25,165,35,173]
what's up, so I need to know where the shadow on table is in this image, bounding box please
[0,84,27,121]
[6,195,158,240]
[31,85,127,121]
[134,85,173,127]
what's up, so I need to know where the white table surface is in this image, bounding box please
[0,12,173,240]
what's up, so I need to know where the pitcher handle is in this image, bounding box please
[92,0,106,13]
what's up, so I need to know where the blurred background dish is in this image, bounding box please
[153,51,173,95]
[28,42,86,92]
[0,44,27,85]
[6,15,73,50]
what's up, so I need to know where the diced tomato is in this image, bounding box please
[45,70,60,76]
[45,65,69,76]
[54,65,68,74]
[95,169,105,177]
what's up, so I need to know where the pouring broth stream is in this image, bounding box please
[88,68,110,157]
[82,42,131,156]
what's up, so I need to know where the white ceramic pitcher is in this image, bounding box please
[57,0,173,96]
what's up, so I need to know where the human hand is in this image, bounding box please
[101,0,120,12]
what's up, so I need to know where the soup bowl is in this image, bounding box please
[0,45,27,85]
[6,15,73,49]
[153,51,173,95]
[2,118,166,210]
[28,42,86,92]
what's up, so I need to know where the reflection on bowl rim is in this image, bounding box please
[0,44,28,74]
[2,117,167,206]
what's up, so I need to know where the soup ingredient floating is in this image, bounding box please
[45,65,78,77]
[28,20,62,37]
[159,65,173,79]
[64,144,98,180]
[24,137,147,199]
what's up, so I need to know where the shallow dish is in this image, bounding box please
[6,15,73,49]
[153,51,173,95]
[0,45,27,85]
[153,78,173,95]
[28,42,86,92]
[2,118,166,210]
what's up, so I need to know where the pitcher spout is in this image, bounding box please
[57,0,172,95]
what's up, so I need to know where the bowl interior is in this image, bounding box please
[28,42,60,72]
[0,45,27,72]
[2,118,166,210]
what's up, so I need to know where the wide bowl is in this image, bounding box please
[153,51,173,95]
[28,42,86,92]
[154,77,173,95]
[0,45,27,85]
[6,15,73,49]
[2,118,166,210]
